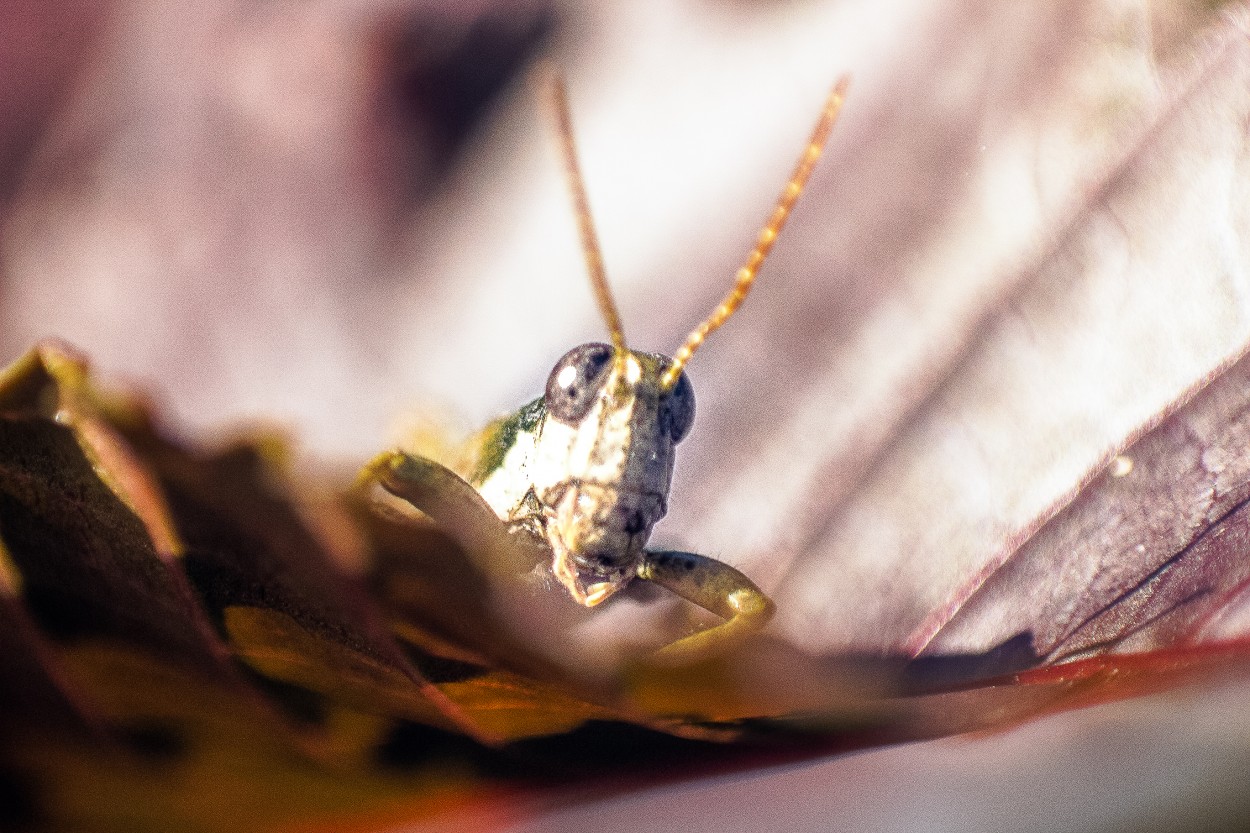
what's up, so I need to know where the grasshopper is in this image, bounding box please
[363,73,849,659]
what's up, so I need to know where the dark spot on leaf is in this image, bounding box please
[905,632,1041,690]
[0,766,40,830]
[118,721,188,762]
[242,673,330,727]
[375,720,521,777]
[507,720,729,775]
[404,649,489,684]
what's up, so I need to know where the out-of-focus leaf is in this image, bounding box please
[891,8,1250,664]
[0,581,102,737]
[0,345,506,831]
[751,6,1250,659]
[926,353,1250,662]
[0,344,253,687]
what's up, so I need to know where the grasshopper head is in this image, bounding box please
[534,343,694,605]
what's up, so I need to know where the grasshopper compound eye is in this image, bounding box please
[544,342,614,424]
[658,368,695,442]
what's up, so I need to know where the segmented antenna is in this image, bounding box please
[546,70,628,354]
[660,76,850,389]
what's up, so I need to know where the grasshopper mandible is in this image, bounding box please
[362,72,849,659]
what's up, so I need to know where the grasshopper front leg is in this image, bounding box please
[638,550,775,660]
[360,453,774,660]
[356,451,537,577]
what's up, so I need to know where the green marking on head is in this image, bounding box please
[470,397,545,486]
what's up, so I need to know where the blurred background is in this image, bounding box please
[0,0,1201,457]
[4,1,1250,831]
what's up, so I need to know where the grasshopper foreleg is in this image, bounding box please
[356,451,539,574]
[638,549,775,659]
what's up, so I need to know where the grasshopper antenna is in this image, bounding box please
[545,68,628,355]
[660,76,850,389]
